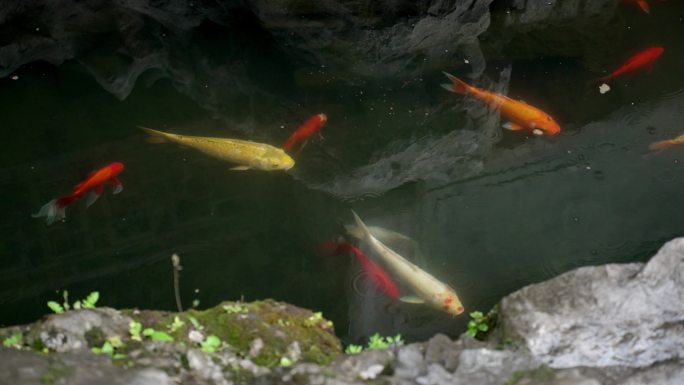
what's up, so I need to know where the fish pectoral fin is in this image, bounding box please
[85,187,103,208]
[344,224,364,240]
[532,129,544,136]
[503,122,525,131]
[230,166,251,171]
[111,178,123,194]
[399,295,425,304]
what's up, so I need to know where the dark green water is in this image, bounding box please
[1,1,684,344]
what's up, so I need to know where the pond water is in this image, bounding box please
[1,1,683,345]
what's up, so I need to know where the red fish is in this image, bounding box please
[320,242,400,300]
[623,0,651,13]
[282,113,327,151]
[597,46,664,84]
[32,162,124,225]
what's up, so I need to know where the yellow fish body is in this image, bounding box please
[140,127,295,171]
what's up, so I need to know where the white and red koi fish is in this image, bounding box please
[347,211,464,316]
[32,162,124,225]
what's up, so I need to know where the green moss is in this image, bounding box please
[84,327,106,348]
[40,361,71,385]
[506,365,555,385]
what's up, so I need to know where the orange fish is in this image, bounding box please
[597,46,664,84]
[649,133,684,153]
[282,113,327,151]
[441,72,561,136]
[32,162,124,225]
[624,0,651,13]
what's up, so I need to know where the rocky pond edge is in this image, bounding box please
[1,238,683,385]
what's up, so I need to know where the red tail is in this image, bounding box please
[56,195,76,208]
[322,242,400,300]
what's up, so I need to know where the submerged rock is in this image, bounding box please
[1,239,683,384]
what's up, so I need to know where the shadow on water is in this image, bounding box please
[0,1,683,345]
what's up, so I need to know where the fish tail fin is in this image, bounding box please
[139,126,169,144]
[32,196,73,225]
[637,0,650,14]
[344,224,365,240]
[282,136,297,151]
[441,72,470,94]
[350,210,372,241]
[649,140,673,151]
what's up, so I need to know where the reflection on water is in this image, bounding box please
[1,1,684,345]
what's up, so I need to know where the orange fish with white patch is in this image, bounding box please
[441,72,561,136]
[282,113,328,152]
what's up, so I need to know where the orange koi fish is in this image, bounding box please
[282,113,327,151]
[321,241,400,300]
[649,133,684,153]
[441,73,561,136]
[624,0,651,13]
[597,46,664,84]
[32,162,124,225]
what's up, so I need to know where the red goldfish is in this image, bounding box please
[597,46,664,83]
[320,241,400,300]
[441,72,561,136]
[282,113,327,151]
[649,133,684,153]
[623,0,651,13]
[32,162,124,225]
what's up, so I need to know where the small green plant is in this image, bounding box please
[305,312,333,329]
[344,344,363,354]
[200,335,221,353]
[142,328,174,342]
[188,316,204,331]
[345,333,403,354]
[223,304,246,314]
[3,333,23,348]
[467,311,489,338]
[129,321,142,341]
[47,291,99,314]
[168,316,185,333]
[279,357,294,367]
[91,336,126,359]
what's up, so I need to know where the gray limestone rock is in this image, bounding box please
[501,238,684,368]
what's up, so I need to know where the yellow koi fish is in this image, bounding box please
[140,127,294,171]
[441,72,561,136]
[347,210,464,316]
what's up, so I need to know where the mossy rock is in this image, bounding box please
[123,299,342,366]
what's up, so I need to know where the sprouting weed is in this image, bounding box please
[279,357,294,367]
[466,311,489,338]
[168,316,185,333]
[345,344,363,354]
[47,291,99,314]
[223,304,247,314]
[200,335,221,353]
[142,328,174,342]
[92,336,126,359]
[129,321,142,341]
[188,316,204,331]
[3,333,23,349]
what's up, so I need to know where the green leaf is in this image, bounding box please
[469,311,483,319]
[83,292,99,308]
[129,321,142,341]
[143,329,174,342]
[478,324,489,332]
[188,316,203,330]
[3,333,23,348]
[345,344,363,354]
[279,357,293,367]
[466,329,477,337]
[467,321,477,329]
[47,301,64,314]
[107,336,124,348]
[367,333,389,350]
[200,335,221,353]
[168,316,185,333]
[62,290,70,311]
